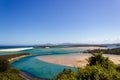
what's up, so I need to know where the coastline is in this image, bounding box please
[8,54,32,62]
[61,46,107,50]
[0,47,33,52]
[37,53,120,67]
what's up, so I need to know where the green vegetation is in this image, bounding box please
[56,53,120,80]
[0,52,30,60]
[0,68,24,80]
[87,48,120,55]
[0,58,10,72]
[87,53,116,70]
[0,57,24,80]
[0,53,30,80]
[56,69,76,80]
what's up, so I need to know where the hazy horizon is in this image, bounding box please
[0,0,120,45]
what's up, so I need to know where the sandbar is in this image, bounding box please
[37,53,120,67]
[61,46,107,50]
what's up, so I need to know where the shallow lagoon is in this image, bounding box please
[12,56,75,79]
[0,46,109,79]
[12,48,82,79]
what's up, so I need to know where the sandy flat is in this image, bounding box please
[0,47,33,52]
[37,53,120,67]
[61,46,107,50]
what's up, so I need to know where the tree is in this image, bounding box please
[0,58,10,72]
[56,69,77,80]
[56,53,120,80]
[87,53,116,70]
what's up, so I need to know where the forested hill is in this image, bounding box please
[87,48,120,55]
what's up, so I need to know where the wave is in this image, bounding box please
[0,47,33,52]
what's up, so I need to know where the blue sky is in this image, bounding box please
[0,0,120,45]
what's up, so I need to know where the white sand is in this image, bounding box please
[8,55,31,62]
[37,53,120,67]
[0,47,33,52]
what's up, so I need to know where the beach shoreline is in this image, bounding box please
[37,53,120,67]
[9,54,32,62]
[61,46,107,50]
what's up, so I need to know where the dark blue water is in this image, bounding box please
[0,46,32,49]
[0,46,33,55]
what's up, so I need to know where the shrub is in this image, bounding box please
[116,65,120,72]
[56,53,120,80]
[87,53,116,70]
[77,65,120,80]
[0,58,10,72]
[56,69,77,80]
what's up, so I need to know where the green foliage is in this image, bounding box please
[88,48,120,55]
[0,52,30,60]
[0,56,24,80]
[56,53,120,80]
[10,68,20,73]
[87,53,116,70]
[0,58,10,72]
[56,69,77,80]
[77,65,120,80]
[116,65,120,72]
[0,68,24,80]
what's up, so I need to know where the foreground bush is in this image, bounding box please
[87,53,116,70]
[56,53,120,80]
[77,65,120,80]
[0,68,24,80]
[0,58,10,72]
[56,69,76,80]
[0,57,24,80]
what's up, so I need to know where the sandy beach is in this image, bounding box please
[37,53,120,67]
[0,47,33,52]
[61,46,107,50]
[8,55,32,62]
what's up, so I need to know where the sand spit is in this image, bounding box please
[61,46,107,50]
[37,53,120,67]
[8,54,33,62]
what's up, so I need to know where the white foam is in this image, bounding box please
[0,47,33,52]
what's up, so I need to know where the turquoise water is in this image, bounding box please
[1,46,113,79]
[20,48,84,55]
[12,56,75,79]
[4,46,117,79]
[11,48,82,79]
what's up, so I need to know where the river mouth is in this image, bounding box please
[12,56,75,79]
[11,47,83,79]
[0,46,112,79]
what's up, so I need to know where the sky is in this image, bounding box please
[0,0,120,45]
